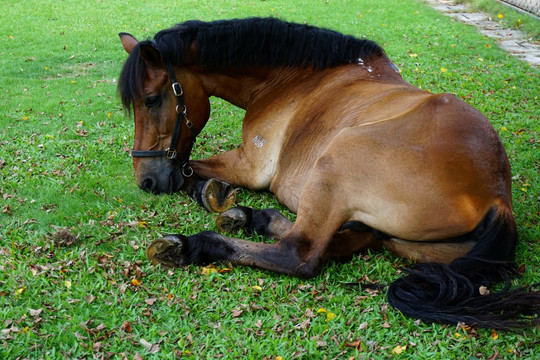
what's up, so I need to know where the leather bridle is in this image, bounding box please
[130,62,196,178]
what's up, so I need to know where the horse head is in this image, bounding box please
[118,33,210,194]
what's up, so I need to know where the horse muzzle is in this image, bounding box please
[136,162,184,194]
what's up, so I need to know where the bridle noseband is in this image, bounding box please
[130,61,196,178]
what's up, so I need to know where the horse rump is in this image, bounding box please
[387,207,540,329]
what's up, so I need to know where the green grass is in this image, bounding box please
[1,0,539,358]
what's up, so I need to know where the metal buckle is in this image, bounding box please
[165,148,177,159]
[172,82,183,97]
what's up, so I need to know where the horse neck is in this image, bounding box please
[192,66,307,109]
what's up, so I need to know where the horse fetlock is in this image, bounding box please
[146,235,187,268]
[201,178,237,213]
[215,207,249,233]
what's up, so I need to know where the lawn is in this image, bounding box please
[1,0,538,359]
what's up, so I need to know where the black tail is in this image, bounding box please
[387,207,540,329]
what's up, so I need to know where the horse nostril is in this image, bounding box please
[141,176,157,193]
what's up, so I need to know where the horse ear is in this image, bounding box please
[139,43,163,68]
[119,33,138,54]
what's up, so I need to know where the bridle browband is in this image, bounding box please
[130,61,196,178]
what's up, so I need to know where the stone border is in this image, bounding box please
[499,0,539,18]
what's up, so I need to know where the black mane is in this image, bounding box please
[119,17,385,109]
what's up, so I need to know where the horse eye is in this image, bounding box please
[144,96,162,108]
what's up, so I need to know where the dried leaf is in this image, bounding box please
[140,338,160,354]
[392,344,407,354]
[28,308,43,317]
[121,321,133,333]
[145,297,157,305]
[231,309,244,318]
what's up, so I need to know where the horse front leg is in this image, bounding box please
[182,177,237,213]
[183,147,272,213]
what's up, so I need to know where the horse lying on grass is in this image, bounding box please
[118,17,539,329]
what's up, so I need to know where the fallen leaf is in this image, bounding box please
[392,344,407,354]
[202,265,218,275]
[145,297,157,305]
[140,338,160,354]
[15,287,27,296]
[29,308,43,317]
[121,321,133,333]
[345,339,366,351]
[491,330,499,340]
[131,279,141,286]
[317,308,337,322]
[231,309,244,318]
[381,322,391,328]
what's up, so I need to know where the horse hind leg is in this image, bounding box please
[215,207,383,261]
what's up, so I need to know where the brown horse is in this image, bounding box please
[118,18,539,329]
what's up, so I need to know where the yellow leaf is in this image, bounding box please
[392,345,407,354]
[252,285,263,292]
[131,279,141,286]
[21,326,29,333]
[491,330,499,340]
[317,308,337,322]
[64,280,72,289]
[409,53,418,58]
[500,126,507,131]
[497,14,504,19]
[138,220,148,228]
[440,67,448,73]
[276,357,284,360]
[202,266,218,275]
[16,287,27,296]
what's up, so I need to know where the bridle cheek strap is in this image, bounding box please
[130,62,196,178]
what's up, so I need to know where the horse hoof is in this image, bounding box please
[146,235,185,268]
[201,178,237,213]
[215,207,248,233]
